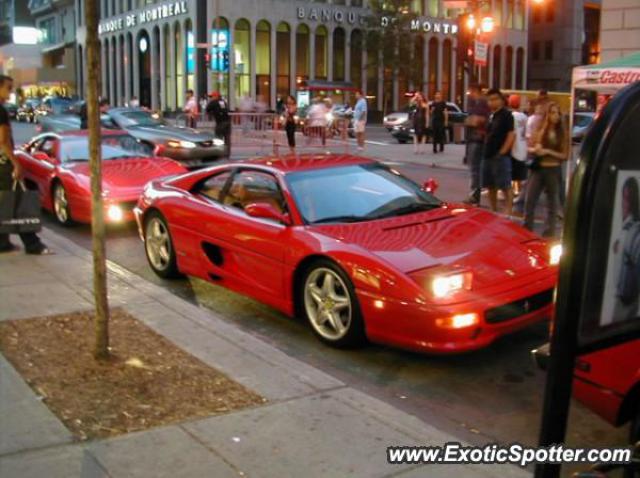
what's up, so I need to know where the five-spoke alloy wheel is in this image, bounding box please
[53,183,73,226]
[144,211,180,278]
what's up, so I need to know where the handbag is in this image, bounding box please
[0,180,42,234]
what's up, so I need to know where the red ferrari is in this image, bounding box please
[135,154,560,353]
[16,130,187,225]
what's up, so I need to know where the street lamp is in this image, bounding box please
[480,16,494,33]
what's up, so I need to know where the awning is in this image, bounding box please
[301,80,358,92]
[41,41,73,54]
[572,52,640,94]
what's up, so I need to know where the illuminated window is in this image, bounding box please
[256,20,271,106]
[315,26,328,80]
[296,24,310,81]
[234,19,251,103]
[276,22,291,98]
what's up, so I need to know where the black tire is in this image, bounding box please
[299,258,366,348]
[143,210,181,279]
[51,182,74,226]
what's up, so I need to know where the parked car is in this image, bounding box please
[135,154,559,353]
[572,112,596,143]
[5,102,17,119]
[39,107,226,168]
[389,102,467,144]
[17,98,41,123]
[15,130,187,225]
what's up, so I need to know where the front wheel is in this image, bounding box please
[301,259,366,348]
[144,211,180,279]
[52,183,73,226]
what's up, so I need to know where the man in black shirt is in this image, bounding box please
[0,75,48,254]
[205,92,231,157]
[482,88,515,215]
[430,91,448,154]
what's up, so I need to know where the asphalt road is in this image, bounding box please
[11,121,627,466]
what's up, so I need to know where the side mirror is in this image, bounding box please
[245,202,291,225]
[423,178,439,194]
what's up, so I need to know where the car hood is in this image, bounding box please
[126,124,215,142]
[66,157,185,196]
[313,206,550,290]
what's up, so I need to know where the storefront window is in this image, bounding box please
[442,39,452,101]
[234,19,251,103]
[185,20,195,94]
[505,46,513,88]
[493,45,502,88]
[276,22,291,98]
[256,20,271,106]
[163,25,173,110]
[315,26,328,80]
[350,29,363,90]
[296,24,310,84]
[211,17,230,100]
[428,37,438,99]
[333,27,345,82]
[516,47,524,89]
[175,22,184,108]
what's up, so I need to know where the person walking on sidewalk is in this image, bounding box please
[183,89,198,128]
[509,95,529,211]
[482,89,515,215]
[523,102,568,237]
[0,75,48,255]
[430,91,448,154]
[412,92,429,155]
[283,95,298,153]
[463,84,489,205]
[353,90,368,152]
[206,92,231,157]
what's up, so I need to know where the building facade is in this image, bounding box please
[599,0,640,61]
[76,0,529,113]
[528,0,601,92]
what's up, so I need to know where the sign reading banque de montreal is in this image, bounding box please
[99,1,188,34]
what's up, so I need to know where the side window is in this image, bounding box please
[223,170,285,214]
[199,171,232,202]
[27,138,44,154]
[39,138,56,156]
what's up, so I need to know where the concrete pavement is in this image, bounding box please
[0,227,532,478]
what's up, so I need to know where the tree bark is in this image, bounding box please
[85,0,110,360]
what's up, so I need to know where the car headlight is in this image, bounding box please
[549,243,563,266]
[213,138,225,146]
[107,205,124,222]
[167,140,197,149]
[431,272,472,298]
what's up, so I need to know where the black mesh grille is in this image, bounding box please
[485,289,554,324]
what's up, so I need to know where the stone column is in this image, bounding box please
[250,26,256,100]
[124,35,132,105]
[377,49,383,111]
[327,27,334,81]
[289,26,296,96]
[309,30,316,80]
[228,26,236,109]
[422,34,429,95]
[344,29,351,83]
[450,40,457,102]
[101,40,108,98]
[270,25,277,109]
[116,37,123,106]
[159,27,166,111]
[151,30,159,111]
[436,38,443,91]
[168,24,176,110]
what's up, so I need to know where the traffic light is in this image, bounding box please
[204,53,211,70]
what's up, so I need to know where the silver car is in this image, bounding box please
[39,107,225,168]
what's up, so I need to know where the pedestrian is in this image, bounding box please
[430,91,448,154]
[79,101,88,129]
[129,96,140,108]
[99,97,110,114]
[523,102,568,237]
[411,92,428,154]
[0,75,48,255]
[183,89,198,128]
[508,95,528,203]
[353,90,368,152]
[482,88,515,215]
[284,95,298,153]
[306,97,328,146]
[276,95,285,115]
[206,92,231,157]
[463,84,490,205]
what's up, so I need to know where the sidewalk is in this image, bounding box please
[0,228,531,478]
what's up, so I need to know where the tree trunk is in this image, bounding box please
[85,0,110,360]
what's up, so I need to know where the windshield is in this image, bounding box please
[59,135,153,162]
[116,111,163,127]
[573,114,594,128]
[286,164,441,224]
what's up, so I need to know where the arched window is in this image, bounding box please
[296,24,310,84]
[505,46,514,89]
[127,32,134,104]
[211,17,230,100]
[185,20,195,95]
[137,30,151,107]
[256,20,271,106]
[350,29,363,90]
[276,22,291,98]
[234,19,251,102]
[333,27,345,81]
[516,47,525,89]
[111,37,117,104]
[315,26,328,80]
[493,45,501,88]
[428,37,438,99]
[163,24,173,110]
[119,34,125,106]
[442,39,452,101]
[174,22,184,108]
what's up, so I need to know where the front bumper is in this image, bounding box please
[359,273,556,354]
[162,145,226,166]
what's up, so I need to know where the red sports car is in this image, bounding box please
[16,130,187,225]
[135,154,560,353]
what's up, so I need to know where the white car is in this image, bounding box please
[383,102,464,130]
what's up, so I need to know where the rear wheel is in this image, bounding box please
[52,183,73,226]
[144,211,180,279]
[300,259,366,348]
